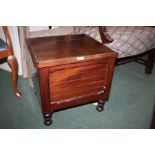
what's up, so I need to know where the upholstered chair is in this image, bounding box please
[74,26,155,74]
[0,26,21,97]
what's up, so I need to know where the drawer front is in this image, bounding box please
[49,63,108,104]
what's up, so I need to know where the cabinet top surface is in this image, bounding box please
[26,34,117,68]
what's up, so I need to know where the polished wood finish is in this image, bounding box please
[26,34,116,68]
[99,26,113,44]
[0,27,21,98]
[26,34,117,125]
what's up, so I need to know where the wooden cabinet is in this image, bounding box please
[26,34,117,126]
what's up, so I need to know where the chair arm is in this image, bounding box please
[2,26,14,55]
[99,26,113,44]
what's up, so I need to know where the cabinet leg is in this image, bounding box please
[96,100,105,112]
[43,113,52,126]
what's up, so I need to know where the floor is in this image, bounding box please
[0,61,155,129]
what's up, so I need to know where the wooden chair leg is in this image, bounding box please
[7,55,22,98]
[145,51,155,74]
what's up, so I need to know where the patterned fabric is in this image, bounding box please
[0,38,6,51]
[73,26,155,58]
[74,26,102,43]
[105,26,155,58]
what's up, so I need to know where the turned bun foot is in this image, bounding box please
[15,91,22,98]
[96,105,104,112]
[96,100,105,112]
[44,120,52,126]
[43,113,52,126]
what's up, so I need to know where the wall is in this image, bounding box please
[0,26,22,75]
[29,26,59,32]
[29,26,49,32]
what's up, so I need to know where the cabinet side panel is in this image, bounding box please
[32,69,41,107]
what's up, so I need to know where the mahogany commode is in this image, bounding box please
[26,34,117,126]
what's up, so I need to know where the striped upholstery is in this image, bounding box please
[0,38,7,51]
[74,26,155,58]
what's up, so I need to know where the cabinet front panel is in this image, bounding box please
[49,62,109,104]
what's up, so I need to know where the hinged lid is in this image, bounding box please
[26,34,117,68]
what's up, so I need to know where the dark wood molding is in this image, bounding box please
[26,34,117,125]
[99,26,113,44]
